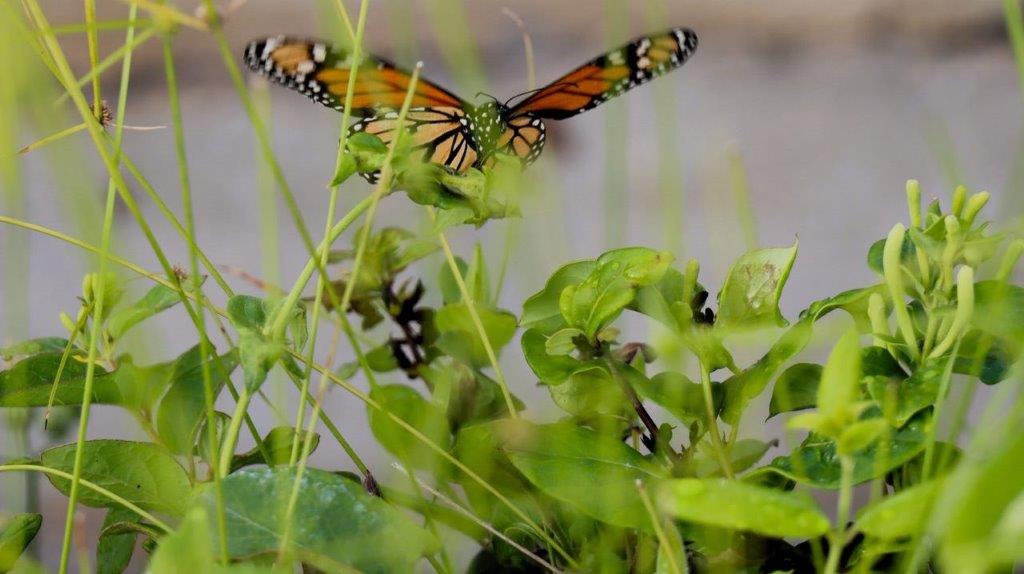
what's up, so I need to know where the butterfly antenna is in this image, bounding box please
[475,91,500,103]
[503,82,577,108]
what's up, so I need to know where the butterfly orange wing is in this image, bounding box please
[244,37,466,116]
[509,28,697,120]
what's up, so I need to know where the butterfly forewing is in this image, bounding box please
[508,27,698,120]
[244,37,466,116]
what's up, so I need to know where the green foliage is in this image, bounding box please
[197,468,438,572]
[0,513,42,571]
[1,16,1021,570]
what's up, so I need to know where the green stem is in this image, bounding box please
[432,212,518,418]
[218,389,253,477]
[823,455,854,574]
[1004,0,1024,104]
[0,465,171,532]
[699,359,733,478]
[160,21,229,561]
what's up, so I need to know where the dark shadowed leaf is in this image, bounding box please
[867,358,945,427]
[41,440,190,517]
[633,370,723,431]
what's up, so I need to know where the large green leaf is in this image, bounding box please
[41,440,191,517]
[150,506,282,574]
[716,242,798,329]
[368,384,450,469]
[753,412,930,489]
[496,421,667,530]
[154,346,238,454]
[0,352,123,407]
[856,480,939,540]
[199,468,437,573]
[657,478,829,538]
[547,364,631,418]
[0,513,42,572]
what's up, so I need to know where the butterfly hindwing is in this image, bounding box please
[492,112,546,167]
[508,28,698,120]
[244,37,466,116]
[349,107,479,181]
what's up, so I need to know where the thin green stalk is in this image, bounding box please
[44,19,153,35]
[54,27,158,106]
[823,455,854,574]
[0,465,171,532]
[431,213,519,418]
[56,2,130,567]
[16,121,87,155]
[290,0,371,466]
[1004,0,1024,104]
[698,359,732,478]
[281,38,418,560]
[637,480,685,574]
[160,21,229,560]
[43,303,93,426]
[727,147,758,250]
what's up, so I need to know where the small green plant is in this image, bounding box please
[2,2,1024,574]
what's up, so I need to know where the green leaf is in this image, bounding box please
[544,327,584,356]
[755,412,930,489]
[0,352,123,407]
[520,328,580,385]
[856,480,939,540]
[692,438,773,477]
[107,283,186,340]
[817,328,862,425]
[521,260,595,333]
[721,319,812,425]
[657,478,829,538]
[96,507,139,574]
[716,242,798,329]
[438,256,469,305]
[972,281,1024,343]
[149,506,280,574]
[433,303,517,367]
[837,418,888,455]
[368,384,450,469]
[497,420,667,530]
[0,337,69,360]
[655,519,687,574]
[230,426,320,472]
[154,346,238,454]
[466,243,491,305]
[0,513,42,572]
[768,363,821,419]
[867,234,913,275]
[799,285,885,331]
[199,467,437,572]
[867,357,944,427]
[954,329,1018,385]
[40,439,191,517]
[548,364,631,418]
[933,420,1024,573]
[633,370,723,430]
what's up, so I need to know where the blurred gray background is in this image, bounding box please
[2,0,1021,570]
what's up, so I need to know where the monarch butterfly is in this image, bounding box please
[243,28,697,180]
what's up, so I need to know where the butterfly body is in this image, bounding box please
[244,27,696,180]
